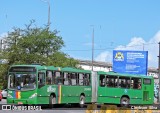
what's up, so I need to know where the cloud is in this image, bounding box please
[0,33,8,39]
[95,31,160,68]
[95,51,112,62]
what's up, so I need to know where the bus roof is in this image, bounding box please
[62,67,91,74]
[97,71,153,79]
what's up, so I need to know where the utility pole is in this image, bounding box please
[158,42,160,103]
[91,26,94,71]
[47,0,50,29]
[41,0,50,30]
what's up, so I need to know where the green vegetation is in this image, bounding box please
[0,20,79,89]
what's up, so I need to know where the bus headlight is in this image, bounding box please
[7,93,13,98]
[29,93,37,99]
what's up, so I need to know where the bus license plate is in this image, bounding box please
[18,102,23,104]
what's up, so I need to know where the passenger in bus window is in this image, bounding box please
[84,75,89,86]
[126,80,130,88]
[99,75,105,87]
[48,78,52,85]
[108,79,112,87]
[138,83,141,89]
[130,80,134,88]
[121,81,125,88]
[68,74,72,85]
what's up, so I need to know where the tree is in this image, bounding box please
[2,20,79,66]
[0,20,79,88]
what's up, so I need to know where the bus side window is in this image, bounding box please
[63,72,72,85]
[83,74,90,86]
[71,73,77,85]
[46,71,52,85]
[99,75,105,87]
[106,75,117,87]
[55,72,63,85]
[38,72,45,88]
[131,78,141,89]
[64,72,68,85]
[79,73,83,86]
[119,77,130,88]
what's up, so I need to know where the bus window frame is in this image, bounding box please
[143,78,151,85]
[106,75,118,88]
[63,72,72,86]
[131,77,142,90]
[99,75,105,87]
[38,72,45,88]
[46,70,53,85]
[79,73,84,86]
[118,76,130,89]
[54,71,63,85]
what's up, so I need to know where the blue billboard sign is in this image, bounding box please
[113,50,148,75]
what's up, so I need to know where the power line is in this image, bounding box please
[63,42,158,52]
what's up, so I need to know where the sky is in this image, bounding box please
[0,0,160,68]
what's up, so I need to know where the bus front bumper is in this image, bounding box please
[7,98,37,104]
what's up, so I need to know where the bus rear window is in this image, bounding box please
[144,79,151,84]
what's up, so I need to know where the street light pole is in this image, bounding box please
[91,25,94,71]
[41,0,50,29]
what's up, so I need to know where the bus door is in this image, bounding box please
[105,75,119,104]
[129,78,143,104]
[37,70,46,103]
[97,74,106,103]
[143,78,154,104]
[62,72,79,103]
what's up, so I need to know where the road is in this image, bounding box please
[1,99,160,113]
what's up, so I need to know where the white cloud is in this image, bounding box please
[95,51,112,62]
[95,31,160,68]
[115,37,146,50]
[0,32,8,39]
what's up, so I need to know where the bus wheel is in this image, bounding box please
[120,97,129,107]
[79,95,85,108]
[49,95,56,108]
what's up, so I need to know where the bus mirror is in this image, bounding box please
[21,82,24,87]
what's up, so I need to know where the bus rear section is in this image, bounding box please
[97,71,154,106]
[142,78,154,104]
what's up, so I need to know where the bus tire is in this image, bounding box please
[120,97,129,107]
[79,95,85,108]
[49,95,56,108]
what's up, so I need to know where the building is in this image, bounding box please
[78,59,158,78]
[78,60,112,72]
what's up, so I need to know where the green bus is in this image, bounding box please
[7,64,154,107]
[7,65,92,107]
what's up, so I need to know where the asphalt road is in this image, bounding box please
[1,99,160,113]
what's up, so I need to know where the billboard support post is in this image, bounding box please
[158,42,160,103]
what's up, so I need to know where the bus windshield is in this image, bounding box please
[8,73,36,91]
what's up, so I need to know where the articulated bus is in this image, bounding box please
[7,64,154,107]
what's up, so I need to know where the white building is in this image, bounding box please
[78,59,158,78]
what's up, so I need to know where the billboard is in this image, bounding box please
[113,50,148,75]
